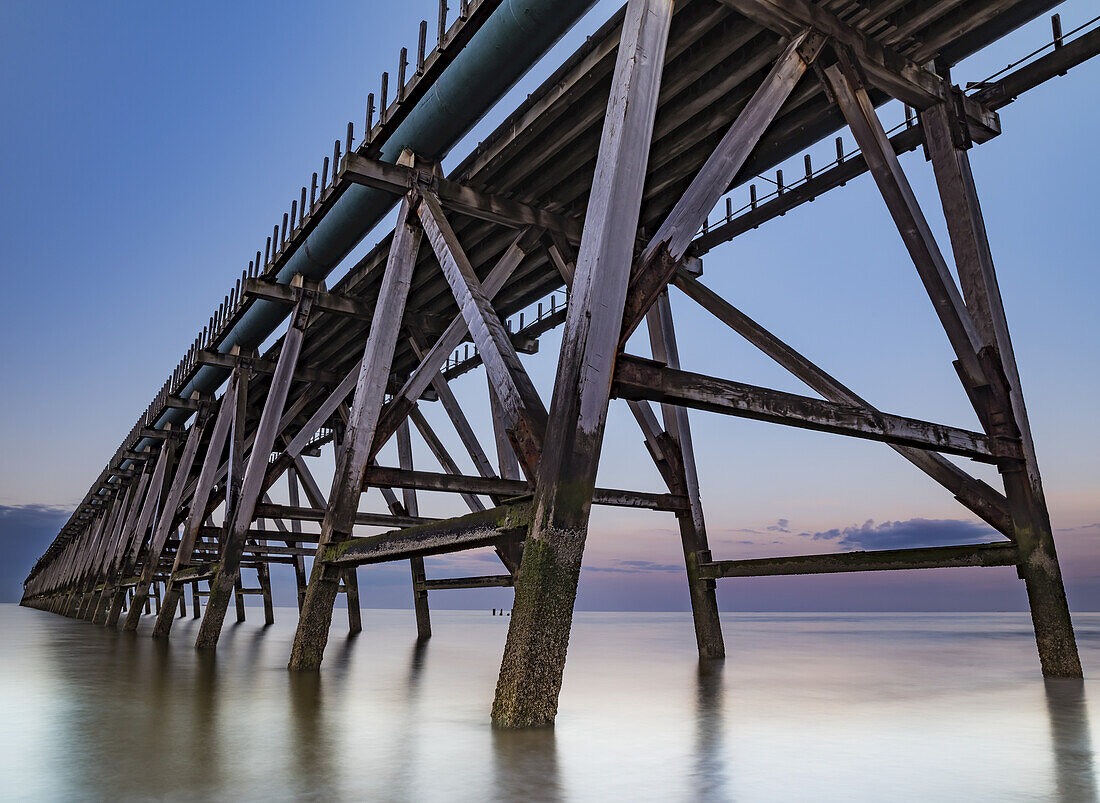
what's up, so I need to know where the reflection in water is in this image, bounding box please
[694,660,729,801]
[289,670,335,799]
[1045,678,1099,801]
[492,726,562,802]
[2,606,1100,800]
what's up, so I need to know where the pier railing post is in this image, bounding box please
[491,0,675,728]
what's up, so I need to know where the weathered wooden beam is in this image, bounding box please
[672,271,1013,534]
[105,441,173,628]
[417,190,548,475]
[373,225,542,457]
[494,0,674,730]
[699,541,1018,578]
[243,278,372,319]
[197,288,313,649]
[716,0,996,134]
[322,502,531,567]
[362,465,689,512]
[341,152,582,242]
[196,349,339,386]
[620,28,819,344]
[124,402,213,630]
[613,355,1018,462]
[290,183,423,671]
[252,502,432,529]
[397,418,431,639]
[644,292,724,658]
[824,58,989,391]
[923,98,1081,677]
[418,575,515,591]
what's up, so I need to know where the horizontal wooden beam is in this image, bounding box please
[252,503,433,530]
[362,465,689,512]
[699,541,1018,578]
[417,575,515,591]
[612,355,1019,463]
[321,502,532,567]
[341,153,582,242]
[242,279,373,319]
[196,351,340,386]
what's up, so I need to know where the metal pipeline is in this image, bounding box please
[155,0,598,432]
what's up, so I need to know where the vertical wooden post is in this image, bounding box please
[922,100,1081,676]
[192,583,201,618]
[197,287,312,649]
[289,183,422,670]
[125,404,211,631]
[645,292,724,658]
[492,0,674,728]
[398,419,431,639]
[152,379,236,638]
[234,577,247,623]
[106,444,173,628]
[287,469,308,610]
[344,569,362,633]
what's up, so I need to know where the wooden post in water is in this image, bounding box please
[491,0,675,728]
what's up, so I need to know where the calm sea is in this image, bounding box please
[0,604,1097,801]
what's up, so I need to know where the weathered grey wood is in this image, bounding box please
[407,330,498,489]
[620,29,818,343]
[488,378,522,482]
[672,271,1014,534]
[92,482,140,623]
[419,575,515,590]
[398,419,432,640]
[700,541,1019,578]
[198,290,312,650]
[125,404,211,631]
[290,185,423,671]
[824,59,988,390]
[923,99,1081,677]
[322,502,531,567]
[409,407,487,514]
[243,278,371,320]
[363,465,688,512]
[154,378,236,638]
[341,152,582,242]
[716,0,986,117]
[253,502,430,529]
[106,444,172,628]
[612,355,1017,462]
[286,469,308,610]
[493,0,674,729]
[644,292,724,658]
[374,225,541,457]
[418,190,548,476]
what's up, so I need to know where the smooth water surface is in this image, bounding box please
[1,605,1098,801]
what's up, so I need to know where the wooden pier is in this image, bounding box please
[21,0,1100,727]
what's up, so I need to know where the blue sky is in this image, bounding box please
[1,1,1097,611]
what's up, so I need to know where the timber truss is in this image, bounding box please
[23,0,1098,728]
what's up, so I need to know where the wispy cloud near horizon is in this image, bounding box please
[802,518,1002,551]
